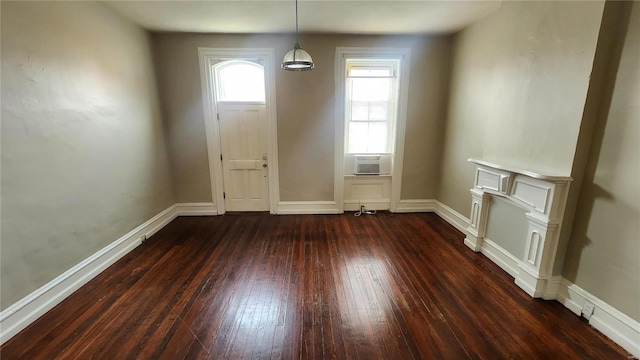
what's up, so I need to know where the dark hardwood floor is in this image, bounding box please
[1,212,629,359]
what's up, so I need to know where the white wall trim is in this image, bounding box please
[556,279,640,357]
[198,50,225,212]
[388,51,411,213]
[431,200,521,277]
[0,204,179,345]
[433,201,470,233]
[394,199,436,213]
[480,238,521,278]
[436,202,526,281]
[333,50,346,214]
[5,200,637,357]
[276,201,340,215]
[393,199,472,231]
[176,202,218,216]
[343,175,391,212]
[543,276,563,301]
[434,199,639,357]
[344,201,390,212]
[198,48,280,214]
[334,47,411,214]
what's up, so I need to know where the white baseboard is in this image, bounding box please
[433,201,470,233]
[556,279,640,357]
[393,199,471,233]
[176,202,217,216]
[0,204,179,345]
[434,199,639,357]
[4,199,637,358]
[538,275,562,301]
[480,238,521,278]
[394,199,436,213]
[344,200,390,212]
[276,201,340,215]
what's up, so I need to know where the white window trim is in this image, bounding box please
[198,48,280,214]
[334,47,411,213]
[344,60,399,155]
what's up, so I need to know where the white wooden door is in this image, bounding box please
[218,103,269,211]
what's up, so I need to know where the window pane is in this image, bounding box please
[369,101,388,121]
[348,121,388,154]
[345,59,398,154]
[348,68,392,77]
[367,122,388,153]
[348,122,369,153]
[369,69,392,77]
[351,101,369,121]
[216,61,265,102]
[349,69,372,77]
[351,78,390,101]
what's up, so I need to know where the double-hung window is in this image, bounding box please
[345,60,400,154]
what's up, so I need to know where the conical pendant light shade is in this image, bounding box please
[282,0,314,71]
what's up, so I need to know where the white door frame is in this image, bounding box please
[334,47,411,213]
[198,48,280,214]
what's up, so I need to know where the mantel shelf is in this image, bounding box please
[468,158,572,182]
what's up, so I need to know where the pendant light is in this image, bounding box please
[281,0,314,71]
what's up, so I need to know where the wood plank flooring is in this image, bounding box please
[1,212,630,359]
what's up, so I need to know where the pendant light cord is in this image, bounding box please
[295,0,300,48]
[281,0,314,70]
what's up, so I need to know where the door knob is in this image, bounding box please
[263,164,267,168]
[262,156,267,160]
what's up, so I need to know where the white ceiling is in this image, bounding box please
[103,1,502,35]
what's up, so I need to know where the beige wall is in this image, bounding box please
[439,0,639,323]
[400,37,451,199]
[438,1,605,217]
[437,16,495,216]
[554,1,625,275]
[562,2,640,322]
[4,0,635,331]
[152,33,450,202]
[0,2,175,309]
[478,2,604,175]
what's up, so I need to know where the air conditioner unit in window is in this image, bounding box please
[355,156,381,175]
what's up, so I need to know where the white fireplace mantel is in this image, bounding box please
[465,158,572,298]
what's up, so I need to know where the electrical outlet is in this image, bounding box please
[581,301,595,320]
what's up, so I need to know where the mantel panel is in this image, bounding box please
[511,176,553,216]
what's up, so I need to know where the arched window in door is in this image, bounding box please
[214,60,265,102]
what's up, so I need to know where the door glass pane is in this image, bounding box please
[215,61,265,102]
